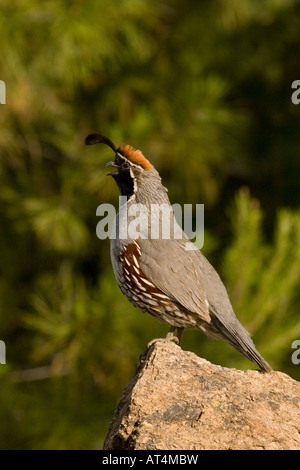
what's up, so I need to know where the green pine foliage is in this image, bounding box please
[0,0,299,449]
[223,190,300,372]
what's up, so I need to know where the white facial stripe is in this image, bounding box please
[129,167,138,194]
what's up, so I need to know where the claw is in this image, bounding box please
[165,326,184,344]
[138,327,184,365]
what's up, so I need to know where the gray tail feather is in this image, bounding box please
[210,313,273,372]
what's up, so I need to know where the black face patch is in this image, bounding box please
[112,168,134,198]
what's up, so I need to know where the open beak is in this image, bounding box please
[105,160,120,176]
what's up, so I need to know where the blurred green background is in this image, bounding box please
[1,0,300,450]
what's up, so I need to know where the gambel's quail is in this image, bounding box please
[85,133,273,372]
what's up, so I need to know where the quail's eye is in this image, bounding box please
[122,161,130,170]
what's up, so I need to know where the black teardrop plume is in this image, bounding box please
[85,134,117,152]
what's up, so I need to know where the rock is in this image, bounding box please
[103,340,300,450]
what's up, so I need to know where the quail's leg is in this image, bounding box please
[138,327,183,363]
[164,325,177,342]
[176,327,184,344]
[149,326,183,346]
[165,326,184,344]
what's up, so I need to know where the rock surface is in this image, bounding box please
[103,340,300,450]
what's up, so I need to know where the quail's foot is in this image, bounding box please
[138,326,184,364]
